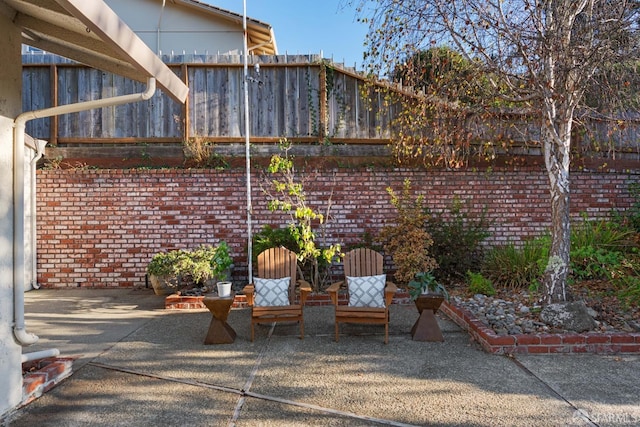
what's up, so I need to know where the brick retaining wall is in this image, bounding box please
[441,303,640,354]
[36,166,638,288]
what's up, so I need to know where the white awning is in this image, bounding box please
[1,0,188,103]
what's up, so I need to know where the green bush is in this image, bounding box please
[570,246,625,280]
[482,237,548,289]
[425,197,491,280]
[466,271,496,296]
[627,183,640,233]
[571,213,636,251]
[570,214,637,282]
[615,275,640,308]
[252,225,301,263]
[481,213,639,291]
[147,242,233,288]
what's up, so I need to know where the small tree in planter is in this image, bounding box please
[210,241,233,283]
[262,139,342,291]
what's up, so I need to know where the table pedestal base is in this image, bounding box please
[204,319,237,344]
[203,294,236,345]
[411,295,445,342]
[411,309,444,342]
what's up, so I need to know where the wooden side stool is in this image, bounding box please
[203,293,236,344]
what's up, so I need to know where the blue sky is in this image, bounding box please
[207,1,369,69]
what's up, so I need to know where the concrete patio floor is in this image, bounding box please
[6,288,640,426]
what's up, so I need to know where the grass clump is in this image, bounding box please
[466,271,496,296]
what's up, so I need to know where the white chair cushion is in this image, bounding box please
[347,274,386,308]
[254,277,291,307]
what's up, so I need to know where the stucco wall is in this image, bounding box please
[35,166,639,289]
[105,0,244,55]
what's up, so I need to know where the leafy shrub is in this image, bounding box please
[379,179,437,285]
[253,225,301,263]
[482,237,548,289]
[482,213,639,291]
[627,183,640,232]
[147,242,233,289]
[570,246,625,280]
[615,275,640,308]
[571,213,636,251]
[570,214,637,282]
[425,197,491,280]
[466,271,496,296]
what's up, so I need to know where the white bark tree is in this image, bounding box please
[352,0,640,303]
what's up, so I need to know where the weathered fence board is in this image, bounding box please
[21,53,640,159]
[22,54,389,144]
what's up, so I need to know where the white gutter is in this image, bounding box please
[157,0,166,54]
[30,139,48,290]
[13,78,156,346]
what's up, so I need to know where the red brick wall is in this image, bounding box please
[36,166,638,288]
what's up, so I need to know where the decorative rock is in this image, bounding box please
[540,301,598,332]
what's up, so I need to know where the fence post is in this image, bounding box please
[49,64,58,146]
[318,63,327,142]
[181,63,189,145]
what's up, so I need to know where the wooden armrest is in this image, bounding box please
[326,281,344,293]
[326,281,344,305]
[297,279,312,305]
[297,279,312,293]
[384,281,397,306]
[384,282,398,293]
[242,284,255,306]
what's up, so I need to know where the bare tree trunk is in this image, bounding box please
[541,118,572,304]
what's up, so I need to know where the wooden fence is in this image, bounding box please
[21,53,640,160]
[22,53,393,146]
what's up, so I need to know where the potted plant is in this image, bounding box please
[146,249,185,296]
[146,242,233,296]
[409,271,449,342]
[210,241,234,297]
[407,271,449,301]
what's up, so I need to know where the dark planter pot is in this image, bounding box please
[411,294,445,342]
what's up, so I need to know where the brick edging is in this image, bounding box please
[21,357,75,407]
[440,302,640,354]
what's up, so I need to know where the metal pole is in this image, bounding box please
[243,0,253,283]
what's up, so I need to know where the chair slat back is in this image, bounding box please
[257,247,297,303]
[343,248,383,277]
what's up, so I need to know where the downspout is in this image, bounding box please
[243,0,253,284]
[13,78,156,346]
[30,139,47,290]
[157,0,166,55]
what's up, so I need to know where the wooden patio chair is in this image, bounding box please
[326,248,398,344]
[242,247,312,341]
